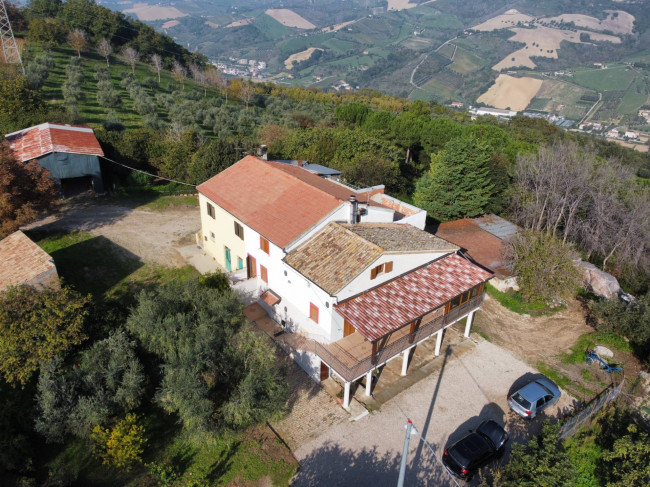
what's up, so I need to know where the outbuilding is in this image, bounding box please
[5,122,105,197]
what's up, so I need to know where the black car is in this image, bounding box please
[442,420,508,481]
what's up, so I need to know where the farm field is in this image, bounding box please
[414,77,463,103]
[265,9,316,29]
[477,74,543,111]
[573,65,636,92]
[448,46,485,74]
[618,78,649,115]
[284,47,323,69]
[124,3,187,21]
[472,9,534,30]
[529,79,595,120]
[539,10,634,35]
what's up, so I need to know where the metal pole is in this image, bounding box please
[0,0,24,73]
[397,419,413,487]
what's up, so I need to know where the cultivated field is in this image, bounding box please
[540,10,635,35]
[284,47,323,69]
[123,3,187,21]
[492,25,620,71]
[477,74,543,110]
[472,9,534,30]
[448,46,485,74]
[161,20,180,29]
[321,20,356,33]
[226,18,253,28]
[529,79,594,119]
[204,21,219,29]
[573,65,636,91]
[265,9,316,29]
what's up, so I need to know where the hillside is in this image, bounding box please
[109,0,650,128]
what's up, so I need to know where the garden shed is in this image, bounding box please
[5,122,105,197]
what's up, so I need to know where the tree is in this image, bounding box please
[122,47,140,74]
[240,82,255,108]
[0,143,59,237]
[0,284,89,386]
[490,422,576,486]
[91,414,146,471]
[342,151,400,190]
[67,29,88,57]
[507,229,581,304]
[26,0,62,18]
[35,330,144,441]
[188,138,239,184]
[97,38,112,66]
[126,277,287,433]
[413,138,495,222]
[26,17,66,48]
[150,53,163,83]
[171,60,186,90]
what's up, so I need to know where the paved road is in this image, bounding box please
[292,339,575,486]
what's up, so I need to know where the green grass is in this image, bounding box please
[561,332,632,365]
[485,282,564,316]
[537,362,573,390]
[618,78,649,114]
[448,47,486,74]
[573,65,637,92]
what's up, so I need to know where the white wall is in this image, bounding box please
[360,206,394,223]
[336,251,452,302]
[398,210,427,230]
[198,193,246,271]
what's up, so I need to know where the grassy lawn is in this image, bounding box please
[617,77,649,115]
[561,332,632,365]
[485,282,564,316]
[573,65,636,92]
[449,47,486,74]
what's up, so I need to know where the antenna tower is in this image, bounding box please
[0,0,24,73]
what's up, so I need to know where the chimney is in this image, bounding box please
[297,159,303,167]
[258,145,268,160]
[348,195,358,224]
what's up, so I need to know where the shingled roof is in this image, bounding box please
[6,123,104,162]
[285,223,384,295]
[335,254,493,341]
[341,223,457,252]
[0,231,57,290]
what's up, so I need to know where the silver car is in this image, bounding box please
[507,377,561,419]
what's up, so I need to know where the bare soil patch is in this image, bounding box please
[540,10,635,35]
[473,9,534,30]
[477,74,543,110]
[161,20,180,29]
[226,18,253,28]
[265,9,316,29]
[321,20,356,33]
[205,21,219,29]
[613,140,649,152]
[284,47,323,69]
[124,3,187,21]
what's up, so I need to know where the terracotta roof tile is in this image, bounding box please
[5,123,104,162]
[341,223,458,252]
[197,156,345,248]
[335,254,492,341]
[0,231,57,290]
[285,223,384,295]
[435,219,514,278]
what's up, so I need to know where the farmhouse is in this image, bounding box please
[0,230,59,291]
[625,130,639,139]
[5,123,105,197]
[473,107,517,119]
[197,156,492,408]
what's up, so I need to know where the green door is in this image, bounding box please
[225,247,232,272]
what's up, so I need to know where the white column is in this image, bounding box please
[343,381,351,409]
[435,329,444,356]
[464,310,476,338]
[365,370,373,396]
[401,348,410,376]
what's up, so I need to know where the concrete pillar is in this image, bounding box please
[401,348,411,376]
[343,381,351,409]
[365,370,373,396]
[464,310,476,338]
[435,328,444,356]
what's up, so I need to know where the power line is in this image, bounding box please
[100,154,197,187]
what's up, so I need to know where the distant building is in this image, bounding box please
[625,130,639,139]
[0,231,59,291]
[474,107,517,118]
[606,129,620,138]
[450,101,464,108]
[5,123,105,197]
[237,58,247,65]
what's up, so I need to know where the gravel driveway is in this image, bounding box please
[292,339,576,487]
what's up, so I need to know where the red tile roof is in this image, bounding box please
[335,254,492,341]
[6,123,104,162]
[197,156,363,248]
[0,231,57,290]
[435,219,514,278]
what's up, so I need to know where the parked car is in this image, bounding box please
[442,420,508,481]
[507,377,561,419]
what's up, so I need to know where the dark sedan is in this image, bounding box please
[442,420,508,481]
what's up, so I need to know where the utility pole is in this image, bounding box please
[0,0,24,73]
[397,419,415,487]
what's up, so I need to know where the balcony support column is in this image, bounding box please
[365,370,373,396]
[435,328,444,356]
[343,381,351,409]
[401,348,411,376]
[464,310,476,338]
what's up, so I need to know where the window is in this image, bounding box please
[370,261,393,280]
[210,232,215,242]
[260,236,270,254]
[260,265,268,283]
[309,303,319,323]
[206,203,215,219]
[234,221,244,240]
[237,257,243,270]
[247,254,256,278]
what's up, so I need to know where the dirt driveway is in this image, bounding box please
[23,198,200,266]
[292,339,576,487]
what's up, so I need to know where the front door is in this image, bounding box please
[344,320,355,337]
[225,247,232,272]
[320,361,330,381]
[246,254,257,279]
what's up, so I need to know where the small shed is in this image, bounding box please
[0,230,59,291]
[5,122,105,197]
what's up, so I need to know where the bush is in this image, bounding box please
[91,413,146,471]
[103,111,125,131]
